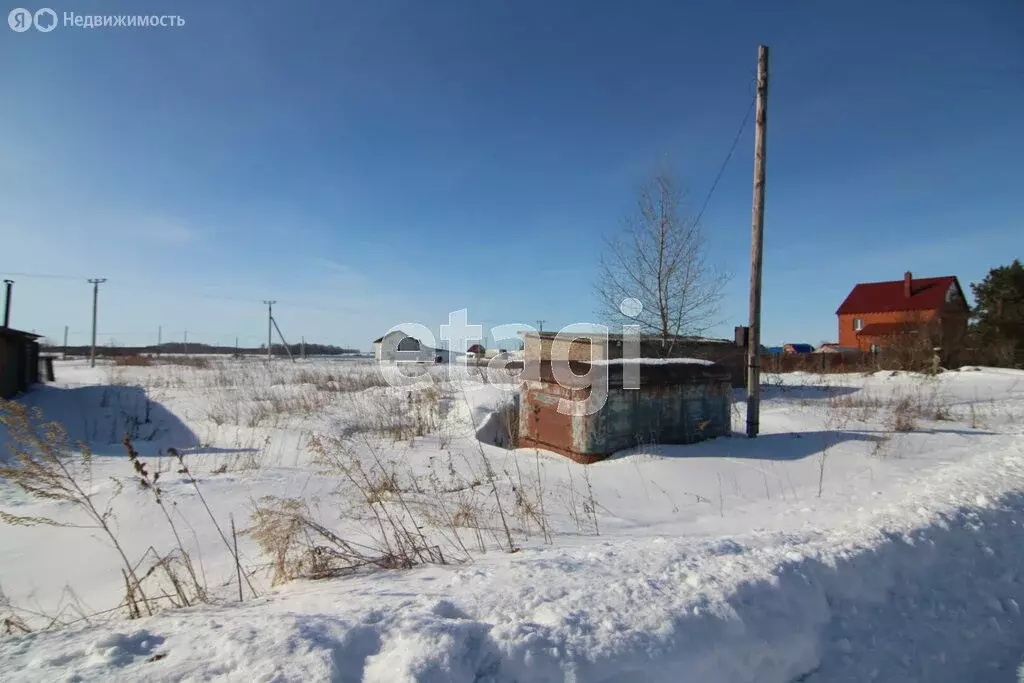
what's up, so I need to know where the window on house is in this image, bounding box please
[853,318,864,331]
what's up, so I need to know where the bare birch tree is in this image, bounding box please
[596,171,727,345]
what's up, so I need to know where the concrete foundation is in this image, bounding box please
[519,360,732,463]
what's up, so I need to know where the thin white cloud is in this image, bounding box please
[143,218,199,244]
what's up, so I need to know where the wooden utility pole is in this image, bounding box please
[2,280,12,329]
[62,325,68,359]
[746,45,769,438]
[87,278,106,368]
[263,301,275,360]
[271,316,295,362]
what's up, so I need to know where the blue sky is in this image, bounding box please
[1,0,1021,350]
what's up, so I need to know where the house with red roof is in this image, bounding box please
[836,272,969,353]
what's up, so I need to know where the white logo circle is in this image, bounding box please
[33,8,57,32]
[619,297,644,318]
[8,8,32,32]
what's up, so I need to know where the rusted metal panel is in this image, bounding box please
[519,383,577,459]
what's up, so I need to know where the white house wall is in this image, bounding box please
[375,331,436,363]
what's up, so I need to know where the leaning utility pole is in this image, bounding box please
[263,301,276,360]
[87,278,106,368]
[271,316,295,362]
[746,45,769,438]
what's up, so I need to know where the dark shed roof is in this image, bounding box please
[0,327,42,340]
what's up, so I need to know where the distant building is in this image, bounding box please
[836,271,969,353]
[372,330,459,363]
[783,343,815,354]
[1,327,41,399]
[814,343,858,354]
[373,331,436,363]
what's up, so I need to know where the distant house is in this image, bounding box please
[836,271,969,353]
[372,331,460,363]
[783,343,815,354]
[373,331,436,363]
[763,346,785,356]
[467,344,485,360]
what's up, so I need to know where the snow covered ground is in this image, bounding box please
[0,358,1022,682]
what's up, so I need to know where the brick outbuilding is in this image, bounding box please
[836,272,969,354]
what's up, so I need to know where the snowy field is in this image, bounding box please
[0,357,1023,682]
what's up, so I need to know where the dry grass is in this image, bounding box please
[248,431,470,584]
[827,378,948,434]
[0,402,223,622]
[114,355,153,367]
[889,396,918,432]
[160,356,212,369]
[496,399,520,449]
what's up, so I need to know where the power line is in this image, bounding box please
[0,270,376,314]
[694,92,756,227]
[0,270,87,281]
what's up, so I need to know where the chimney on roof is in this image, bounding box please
[904,271,912,298]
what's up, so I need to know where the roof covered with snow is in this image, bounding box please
[520,331,733,344]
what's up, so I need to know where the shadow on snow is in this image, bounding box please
[612,430,886,462]
[8,384,199,457]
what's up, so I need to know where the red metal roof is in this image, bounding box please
[836,276,960,315]
[856,322,920,337]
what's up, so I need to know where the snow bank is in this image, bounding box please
[3,443,1023,682]
[3,361,1024,681]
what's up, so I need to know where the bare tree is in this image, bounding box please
[596,171,727,345]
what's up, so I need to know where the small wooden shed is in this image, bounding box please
[0,327,42,399]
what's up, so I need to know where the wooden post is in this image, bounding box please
[746,45,769,438]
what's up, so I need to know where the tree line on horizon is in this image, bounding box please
[44,341,364,357]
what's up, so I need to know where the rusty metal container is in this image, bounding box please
[519,360,732,463]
